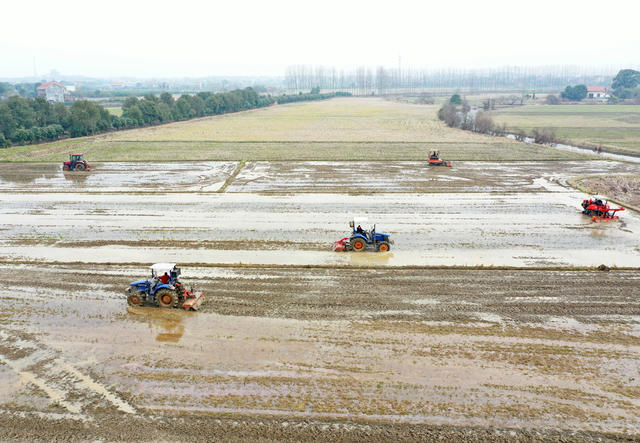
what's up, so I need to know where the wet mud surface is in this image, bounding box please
[1,160,640,440]
[229,160,640,193]
[1,160,639,194]
[2,190,640,267]
[0,264,638,440]
[0,162,237,192]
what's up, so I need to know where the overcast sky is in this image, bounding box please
[2,0,639,78]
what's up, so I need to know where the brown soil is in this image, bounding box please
[0,264,638,440]
[576,175,640,210]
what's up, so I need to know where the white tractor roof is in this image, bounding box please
[150,263,177,274]
[352,216,369,226]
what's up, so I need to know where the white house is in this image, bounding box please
[36,81,69,103]
[586,86,609,99]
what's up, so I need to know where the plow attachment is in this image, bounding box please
[592,207,625,222]
[181,291,205,311]
[333,237,350,252]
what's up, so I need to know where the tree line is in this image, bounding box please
[547,69,640,103]
[276,91,350,104]
[0,89,347,148]
[120,88,273,127]
[285,64,632,94]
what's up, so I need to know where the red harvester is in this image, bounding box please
[581,197,625,222]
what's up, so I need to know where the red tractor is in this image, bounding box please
[63,153,93,171]
[428,150,451,167]
[581,197,625,222]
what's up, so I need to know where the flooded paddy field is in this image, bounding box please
[1,158,639,440]
[0,263,638,440]
[0,162,237,193]
[2,190,640,267]
[2,160,639,194]
[230,160,640,193]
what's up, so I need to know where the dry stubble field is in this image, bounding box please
[0,97,639,441]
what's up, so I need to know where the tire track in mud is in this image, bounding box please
[0,327,135,418]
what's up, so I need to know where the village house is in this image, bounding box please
[586,86,609,99]
[36,81,70,103]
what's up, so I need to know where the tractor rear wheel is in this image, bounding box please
[127,292,144,307]
[156,289,178,308]
[377,241,390,252]
[75,163,86,171]
[351,238,366,252]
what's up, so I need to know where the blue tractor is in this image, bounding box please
[126,263,204,310]
[334,217,393,252]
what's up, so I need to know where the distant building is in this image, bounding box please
[36,81,69,103]
[586,86,609,99]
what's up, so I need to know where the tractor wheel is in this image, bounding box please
[156,289,178,308]
[75,163,86,171]
[377,241,391,252]
[127,292,144,307]
[351,238,366,252]
[63,165,70,171]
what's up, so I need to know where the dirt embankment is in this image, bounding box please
[573,175,640,211]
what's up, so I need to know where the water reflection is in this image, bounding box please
[127,307,186,343]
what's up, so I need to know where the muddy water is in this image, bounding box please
[1,161,639,194]
[229,160,640,193]
[2,191,639,267]
[0,264,638,438]
[0,162,237,192]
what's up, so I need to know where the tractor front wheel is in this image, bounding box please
[63,165,70,171]
[156,289,178,308]
[377,241,391,252]
[127,292,145,307]
[351,238,366,252]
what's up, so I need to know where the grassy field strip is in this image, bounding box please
[0,98,588,162]
[492,105,640,155]
[0,141,586,162]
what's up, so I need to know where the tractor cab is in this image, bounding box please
[70,154,84,163]
[150,262,181,285]
[128,263,177,296]
[350,216,371,238]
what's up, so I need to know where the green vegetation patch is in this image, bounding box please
[492,104,640,155]
[0,140,585,162]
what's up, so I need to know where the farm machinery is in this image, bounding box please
[581,197,625,222]
[334,217,393,252]
[62,153,93,171]
[126,263,205,311]
[428,150,451,167]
